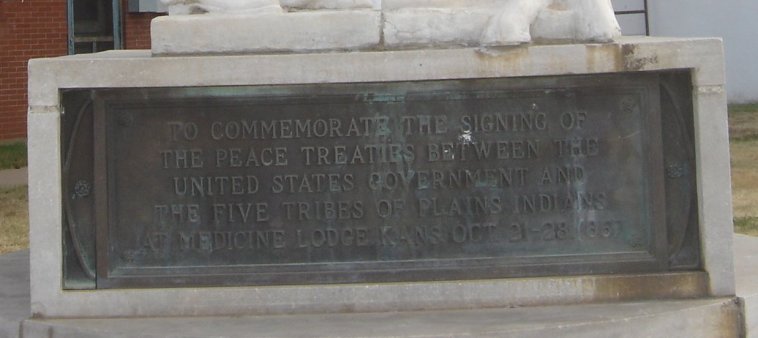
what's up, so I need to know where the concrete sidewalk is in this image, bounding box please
[736,234,758,335]
[0,168,27,188]
[0,250,29,338]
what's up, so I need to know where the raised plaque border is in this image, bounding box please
[60,73,681,288]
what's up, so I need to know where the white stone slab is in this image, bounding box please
[281,0,374,10]
[383,8,494,47]
[154,0,621,54]
[694,85,734,297]
[382,0,501,9]
[151,10,381,55]
[382,5,618,48]
[31,37,726,108]
[156,4,620,55]
[27,112,63,317]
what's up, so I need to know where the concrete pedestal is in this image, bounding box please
[27,37,735,319]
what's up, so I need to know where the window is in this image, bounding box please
[67,0,122,54]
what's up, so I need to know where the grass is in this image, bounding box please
[735,217,758,237]
[729,103,758,115]
[0,141,29,253]
[730,104,758,236]
[0,186,28,254]
[0,142,27,170]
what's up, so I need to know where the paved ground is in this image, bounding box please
[0,168,26,188]
[0,167,29,338]
[0,250,29,338]
[736,234,758,335]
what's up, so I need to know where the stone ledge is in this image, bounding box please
[150,8,611,55]
[151,11,382,55]
[20,298,744,338]
[30,37,726,109]
[0,250,29,338]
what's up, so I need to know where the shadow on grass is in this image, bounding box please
[735,217,758,237]
[0,143,27,170]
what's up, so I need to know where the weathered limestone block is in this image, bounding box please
[161,0,374,13]
[281,0,374,10]
[162,0,282,14]
[383,8,495,47]
[151,10,382,54]
[157,0,620,50]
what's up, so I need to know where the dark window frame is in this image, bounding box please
[67,0,122,55]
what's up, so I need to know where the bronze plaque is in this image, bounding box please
[62,73,692,289]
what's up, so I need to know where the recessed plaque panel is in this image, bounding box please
[85,74,667,288]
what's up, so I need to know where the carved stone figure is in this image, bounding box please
[160,0,621,45]
[482,0,621,44]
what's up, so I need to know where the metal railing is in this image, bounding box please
[614,0,650,35]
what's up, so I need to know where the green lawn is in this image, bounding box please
[730,104,758,236]
[0,142,29,253]
[0,142,27,170]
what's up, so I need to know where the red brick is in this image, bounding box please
[0,2,164,140]
[1,1,64,140]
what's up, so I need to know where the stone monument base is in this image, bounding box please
[13,32,747,336]
[29,37,738,320]
[151,11,382,55]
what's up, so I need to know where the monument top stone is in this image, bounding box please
[152,0,622,55]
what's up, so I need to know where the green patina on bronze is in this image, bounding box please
[60,72,699,289]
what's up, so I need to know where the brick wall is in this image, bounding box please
[0,1,163,140]
[122,3,163,50]
[0,0,68,140]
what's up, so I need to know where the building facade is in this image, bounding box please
[0,0,161,141]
